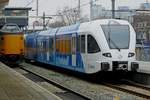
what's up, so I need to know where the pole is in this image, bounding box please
[78,0,80,20]
[90,0,93,21]
[43,12,45,30]
[36,0,39,16]
[111,0,115,19]
[146,0,148,3]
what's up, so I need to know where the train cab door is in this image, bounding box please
[71,33,77,69]
[76,34,86,72]
[86,34,101,72]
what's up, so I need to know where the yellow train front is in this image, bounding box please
[0,23,24,64]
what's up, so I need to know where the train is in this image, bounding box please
[0,23,24,64]
[24,19,139,74]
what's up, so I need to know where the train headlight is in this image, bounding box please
[102,53,112,58]
[128,52,135,57]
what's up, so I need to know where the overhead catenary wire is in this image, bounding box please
[24,0,100,18]
[25,0,34,7]
[61,0,99,14]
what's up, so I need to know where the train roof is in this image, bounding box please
[56,23,80,35]
[38,28,58,36]
[38,29,52,35]
[27,19,131,37]
[37,23,80,36]
[83,19,129,25]
[51,28,58,34]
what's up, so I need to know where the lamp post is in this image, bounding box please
[146,0,149,3]
[90,0,93,21]
[78,0,80,19]
[36,0,38,16]
[111,0,115,19]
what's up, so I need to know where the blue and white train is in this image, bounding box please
[24,19,139,74]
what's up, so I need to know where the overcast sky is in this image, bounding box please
[8,0,148,16]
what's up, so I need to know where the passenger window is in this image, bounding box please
[72,36,76,54]
[65,35,71,54]
[81,35,85,53]
[62,37,66,54]
[56,35,72,54]
[60,39,63,53]
[88,35,100,53]
[49,38,54,53]
[77,35,81,52]
[56,37,60,52]
[43,40,47,50]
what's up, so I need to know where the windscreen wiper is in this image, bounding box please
[108,23,120,52]
[109,38,121,51]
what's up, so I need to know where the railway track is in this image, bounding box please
[102,80,150,99]
[18,62,145,100]
[14,65,89,100]
[121,79,150,91]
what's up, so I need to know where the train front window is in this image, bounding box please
[101,25,130,49]
[1,24,21,32]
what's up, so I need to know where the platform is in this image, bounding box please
[0,62,61,100]
[138,61,150,74]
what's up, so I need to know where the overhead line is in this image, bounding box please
[62,0,99,13]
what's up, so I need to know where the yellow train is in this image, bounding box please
[0,23,24,64]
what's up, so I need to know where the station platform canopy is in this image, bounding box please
[0,6,31,28]
[0,0,9,10]
[4,7,31,10]
[0,0,9,4]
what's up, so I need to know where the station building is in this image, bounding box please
[0,7,31,29]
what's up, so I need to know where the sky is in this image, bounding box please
[8,0,148,16]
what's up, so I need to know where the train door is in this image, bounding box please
[46,37,50,62]
[86,34,101,72]
[35,36,40,60]
[36,36,43,61]
[72,33,77,68]
[34,37,37,59]
[49,37,54,63]
[42,38,47,62]
[76,34,86,72]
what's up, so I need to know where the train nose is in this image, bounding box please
[119,64,128,70]
[113,61,128,71]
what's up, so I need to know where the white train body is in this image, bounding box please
[25,19,139,74]
[78,19,138,74]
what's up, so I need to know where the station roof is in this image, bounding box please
[0,0,9,4]
[4,7,31,10]
[0,0,9,10]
